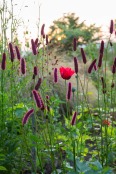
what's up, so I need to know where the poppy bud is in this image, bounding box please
[67,82,72,100]
[99,40,104,55]
[98,54,103,68]
[88,59,97,73]
[74,57,78,74]
[73,37,77,51]
[9,43,15,62]
[54,68,58,83]
[35,78,42,90]
[33,66,38,76]
[22,109,34,126]
[110,20,114,34]
[1,53,6,70]
[71,112,77,125]
[15,46,21,60]
[31,39,37,55]
[20,58,26,75]
[81,48,87,64]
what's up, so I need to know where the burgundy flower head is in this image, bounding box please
[110,20,114,34]
[88,59,97,73]
[59,67,75,80]
[15,46,21,60]
[54,68,58,83]
[22,109,34,126]
[71,112,77,125]
[81,48,87,64]
[74,57,78,74]
[1,53,6,70]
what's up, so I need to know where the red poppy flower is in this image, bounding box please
[103,120,110,126]
[59,67,75,80]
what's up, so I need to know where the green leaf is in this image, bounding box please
[0,166,7,171]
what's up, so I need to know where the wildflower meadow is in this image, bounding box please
[0,1,116,174]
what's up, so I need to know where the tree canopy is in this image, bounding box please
[48,13,101,51]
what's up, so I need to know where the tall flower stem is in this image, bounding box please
[97,69,104,165]
[65,80,68,118]
[78,76,100,160]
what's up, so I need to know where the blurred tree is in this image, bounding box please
[48,13,101,51]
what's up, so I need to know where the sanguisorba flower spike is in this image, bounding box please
[80,48,87,64]
[99,40,104,55]
[74,57,78,74]
[110,20,114,34]
[22,109,34,126]
[112,64,116,74]
[101,77,106,93]
[88,59,97,73]
[31,39,37,55]
[71,112,77,125]
[15,46,21,60]
[9,43,15,62]
[54,68,58,83]
[33,66,38,76]
[20,58,26,75]
[41,24,45,36]
[32,90,45,110]
[46,35,49,45]
[35,78,42,90]
[67,82,72,100]
[1,53,6,70]
[98,54,103,68]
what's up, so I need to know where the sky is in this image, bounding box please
[6,0,116,41]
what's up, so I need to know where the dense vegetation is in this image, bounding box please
[0,1,116,174]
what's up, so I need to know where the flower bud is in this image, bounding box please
[54,68,58,83]
[22,109,34,126]
[110,20,114,34]
[15,46,21,60]
[35,78,42,90]
[88,59,97,73]
[71,112,77,125]
[67,82,72,100]
[74,57,78,74]
[33,66,38,76]
[99,40,104,55]
[81,48,87,64]
[31,39,37,55]
[9,43,15,62]
[20,58,26,75]
[1,53,6,70]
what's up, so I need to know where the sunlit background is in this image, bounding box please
[6,0,116,42]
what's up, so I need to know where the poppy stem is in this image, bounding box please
[65,80,68,118]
